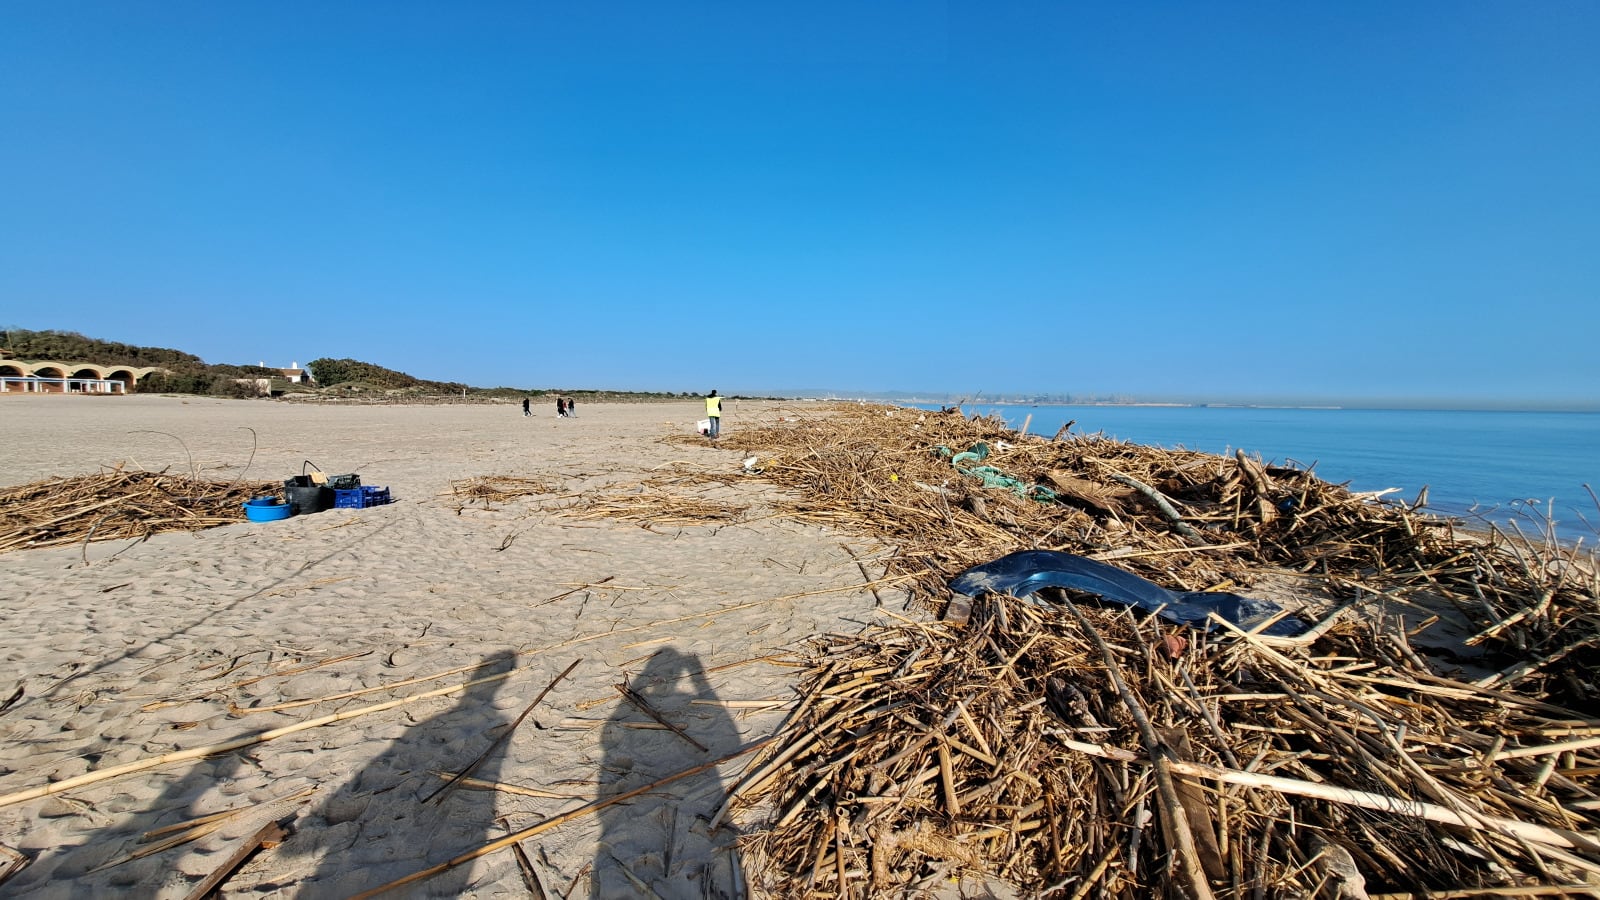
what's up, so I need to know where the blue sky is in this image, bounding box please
[3,3,1596,407]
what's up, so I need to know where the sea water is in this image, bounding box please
[908,404,1600,533]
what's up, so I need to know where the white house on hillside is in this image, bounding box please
[261,361,313,384]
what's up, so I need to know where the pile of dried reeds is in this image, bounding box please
[718,404,1600,896]
[451,462,757,525]
[0,469,277,555]
[447,475,563,508]
[562,488,749,528]
[725,404,1599,706]
[730,591,1600,897]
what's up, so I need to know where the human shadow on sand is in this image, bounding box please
[1,751,257,897]
[595,646,742,899]
[270,648,518,899]
[1,648,515,899]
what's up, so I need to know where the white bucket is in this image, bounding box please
[696,419,711,435]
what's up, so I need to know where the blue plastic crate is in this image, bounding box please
[333,485,391,509]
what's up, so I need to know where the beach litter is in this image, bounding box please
[943,440,1059,500]
[333,485,393,509]
[284,459,361,514]
[242,496,292,522]
[949,548,1307,635]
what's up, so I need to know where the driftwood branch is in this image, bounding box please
[1097,466,1204,541]
[1234,450,1277,525]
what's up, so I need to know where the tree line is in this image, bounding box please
[2,329,733,400]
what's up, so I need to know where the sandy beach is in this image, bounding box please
[0,394,891,898]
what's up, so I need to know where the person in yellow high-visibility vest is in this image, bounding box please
[705,389,723,439]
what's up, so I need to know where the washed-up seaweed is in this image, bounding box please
[0,469,278,555]
[716,403,1600,897]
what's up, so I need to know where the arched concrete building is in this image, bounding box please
[0,360,165,394]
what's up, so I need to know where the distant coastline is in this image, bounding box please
[836,396,1598,414]
[918,400,1348,411]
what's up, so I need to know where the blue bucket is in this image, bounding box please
[243,497,292,522]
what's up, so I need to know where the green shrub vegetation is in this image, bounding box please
[306,358,466,393]
[134,371,263,398]
[1,328,205,370]
[2,328,759,400]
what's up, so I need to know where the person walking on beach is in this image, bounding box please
[705,389,722,439]
[522,397,530,417]
[556,397,566,417]
[567,397,576,417]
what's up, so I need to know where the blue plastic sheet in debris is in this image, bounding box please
[949,549,1306,637]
